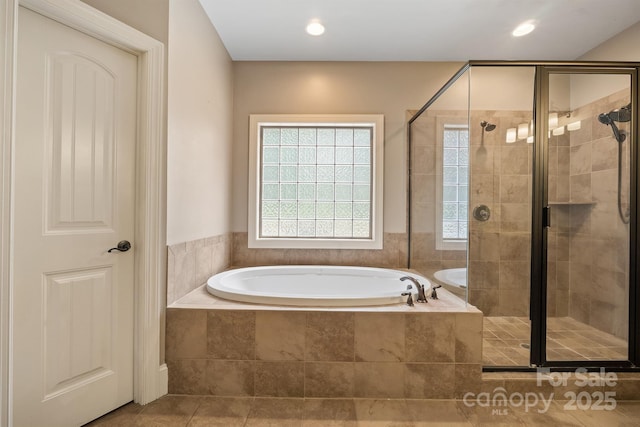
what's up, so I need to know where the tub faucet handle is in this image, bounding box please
[431,284,442,300]
[401,292,414,306]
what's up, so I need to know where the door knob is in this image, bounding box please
[108,240,131,253]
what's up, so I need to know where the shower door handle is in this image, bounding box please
[543,206,551,228]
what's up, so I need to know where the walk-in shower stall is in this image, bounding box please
[408,61,640,370]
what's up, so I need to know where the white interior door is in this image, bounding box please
[12,7,137,426]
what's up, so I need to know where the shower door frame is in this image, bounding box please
[530,63,640,370]
[408,60,640,372]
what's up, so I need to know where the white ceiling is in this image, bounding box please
[198,0,640,61]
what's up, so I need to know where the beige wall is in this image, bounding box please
[83,0,234,246]
[579,21,640,61]
[80,0,169,43]
[167,0,234,244]
[231,61,464,234]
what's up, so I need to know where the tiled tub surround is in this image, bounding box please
[231,232,408,268]
[166,286,482,399]
[168,232,408,305]
[167,234,232,304]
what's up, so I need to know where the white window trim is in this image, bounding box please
[435,116,468,251]
[248,114,384,249]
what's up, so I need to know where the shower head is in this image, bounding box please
[480,121,496,132]
[608,103,632,123]
[599,103,631,143]
[597,112,613,125]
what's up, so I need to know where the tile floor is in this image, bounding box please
[483,316,628,366]
[85,394,640,426]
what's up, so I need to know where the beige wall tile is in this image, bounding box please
[256,311,305,361]
[207,311,256,360]
[404,363,455,398]
[499,233,530,261]
[454,364,482,398]
[305,312,354,361]
[570,142,592,176]
[500,203,531,233]
[354,313,405,362]
[195,243,214,287]
[455,313,483,363]
[497,290,529,317]
[305,362,355,398]
[500,175,529,203]
[254,361,304,397]
[468,289,499,316]
[592,139,617,172]
[570,173,592,202]
[467,261,499,290]
[469,231,500,262]
[166,308,207,360]
[167,359,207,394]
[471,146,497,175]
[500,146,529,175]
[405,313,455,362]
[206,360,255,396]
[354,363,404,398]
[499,261,530,291]
[168,234,233,304]
[168,242,196,304]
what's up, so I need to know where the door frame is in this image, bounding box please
[530,64,640,369]
[0,0,167,424]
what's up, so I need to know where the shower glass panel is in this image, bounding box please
[468,66,536,366]
[409,65,536,367]
[545,71,631,362]
[408,69,470,303]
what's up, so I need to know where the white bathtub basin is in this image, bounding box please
[206,265,432,307]
[433,268,467,298]
[433,268,467,289]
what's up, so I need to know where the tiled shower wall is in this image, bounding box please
[468,111,533,316]
[547,89,630,339]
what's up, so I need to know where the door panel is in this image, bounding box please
[13,7,136,426]
[544,70,631,363]
[47,52,117,232]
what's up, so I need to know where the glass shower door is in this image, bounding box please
[544,70,631,363]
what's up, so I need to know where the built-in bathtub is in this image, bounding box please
[433,267,467,298]
[206,265,431,307]
[166,265,482,399]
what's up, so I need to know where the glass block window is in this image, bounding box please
[260,126,372,239]
[441,125,468,243]
[249,115,384,249]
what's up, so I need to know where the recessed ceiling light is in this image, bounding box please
[306,20,325,36]
[512,20,536,37]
